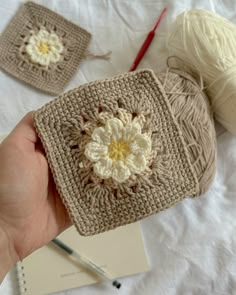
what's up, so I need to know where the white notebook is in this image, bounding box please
[16,224,149,295]
[0,135,149,294]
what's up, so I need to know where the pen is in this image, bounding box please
[51,238,121,289]
[129,8,167,71]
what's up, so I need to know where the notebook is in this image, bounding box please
[0,135,149,295]
[16,224,149,295]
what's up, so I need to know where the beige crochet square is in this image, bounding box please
[34,69,198,236]
[0,2,91,95]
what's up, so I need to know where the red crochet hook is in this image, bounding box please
[129,8,167,71]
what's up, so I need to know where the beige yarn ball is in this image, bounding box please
[157,69,216,195]
[167,10,236,135]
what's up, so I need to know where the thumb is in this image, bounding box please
[10,112,38,145]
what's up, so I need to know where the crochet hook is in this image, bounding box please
[51,238,121,289]
[129,7,167,71]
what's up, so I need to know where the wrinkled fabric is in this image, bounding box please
[1,0,236,294]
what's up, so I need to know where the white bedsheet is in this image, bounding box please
[1,1,236,294]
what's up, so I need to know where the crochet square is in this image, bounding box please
[0,2,91,95]
[34,70,198,236]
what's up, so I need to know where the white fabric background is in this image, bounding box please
[0,0,236,294]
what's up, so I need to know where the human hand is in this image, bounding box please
[0,112,71,281]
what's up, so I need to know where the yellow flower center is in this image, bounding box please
[108,140,130,161]
[38,42,50,54]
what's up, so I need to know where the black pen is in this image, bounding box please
[51,238,121,289]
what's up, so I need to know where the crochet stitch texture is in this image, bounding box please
[0,2,91,95]
[34,69,198,236]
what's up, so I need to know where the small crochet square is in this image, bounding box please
[34,70,198,236]
[0,1,91,95]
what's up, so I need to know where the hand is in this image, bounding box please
[0,112,71,281]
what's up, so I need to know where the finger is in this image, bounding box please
[9,111,38,145]
[47,176,72,235]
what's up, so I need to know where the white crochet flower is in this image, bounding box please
[84,118,152,183]
[26,29,63,66]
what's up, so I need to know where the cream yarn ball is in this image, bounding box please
[167,10,236,135]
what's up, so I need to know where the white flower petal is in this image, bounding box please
[105,118,124,141]
[112,161,131,183]
[126,154,146,174]
[35,46,45,55]
[93,157,113,179]
[28,35,39,46]
[84,142,108,162]
[30,53,42,63]
[50,43,64,53]
[48,33,60,44]
[38,29,49,39]
[130,133,152,155]
[48,51,61,63]
[132,114,146,129]
[91,127,111,145]
[26,44,34,55]
[37,55,50,66]
[37,36,47,43]
[123,123,141,142]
